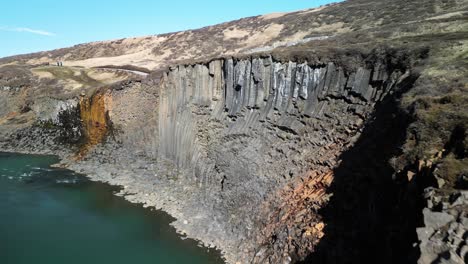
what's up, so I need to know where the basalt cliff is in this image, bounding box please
[1,0,467,263]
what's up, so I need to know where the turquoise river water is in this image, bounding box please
[0,152,224,264]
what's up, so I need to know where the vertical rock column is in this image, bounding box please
[158,56,400,175]
[158,61,225,172]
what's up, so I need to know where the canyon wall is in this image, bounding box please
[2,51,465,263]
[89,56,411,263]
[4,52,463,264]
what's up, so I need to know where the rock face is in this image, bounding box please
[57,53,465,264]
[157,57,399,174]
[77,89,112,157]
[31,98,78,124]
[2,54,449,263]
[69,56,410,263]
[3,56,462,263]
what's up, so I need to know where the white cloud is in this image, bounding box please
[0,26,56,36]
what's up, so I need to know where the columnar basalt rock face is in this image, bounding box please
[152,56,409,262]
[158,62,223,170]
[158,57,402,175]
[0,54,413,263]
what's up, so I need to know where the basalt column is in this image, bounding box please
[154,56,410,263]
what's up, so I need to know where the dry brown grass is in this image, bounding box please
[3,0,465,71]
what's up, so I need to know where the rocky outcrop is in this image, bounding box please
[417,189,468,264]
[157,57,400,172]
[3,49,463,263]
[31,98,78,124]
[0,52,465,264]
[3,55,412,263]
[114,56,410,263]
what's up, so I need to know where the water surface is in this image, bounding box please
[0,152,224,264]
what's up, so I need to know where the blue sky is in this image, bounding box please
[0,0,339,58]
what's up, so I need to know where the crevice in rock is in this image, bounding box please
[444,125,466,160]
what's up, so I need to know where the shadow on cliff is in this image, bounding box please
[302,73,426,264]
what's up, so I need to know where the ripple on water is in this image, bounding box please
[55,179,79,184]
